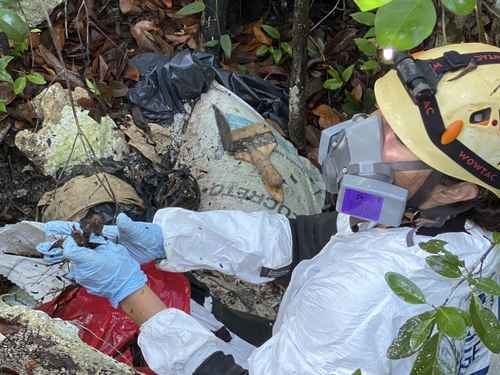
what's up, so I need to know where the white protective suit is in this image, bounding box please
[138,208,499,375]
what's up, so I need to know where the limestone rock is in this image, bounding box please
[20,0,63,27]
[15,84,129,177]
[0,299,139,374]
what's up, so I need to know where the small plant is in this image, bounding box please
[255,25,292,65]
[350,12,381,74]
[205,33,232,60]
[385,234,500,373]
[323,64,355,91]
[0,3,46,112]
[354,0,478,51]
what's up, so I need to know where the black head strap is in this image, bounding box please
[394,51,500,190]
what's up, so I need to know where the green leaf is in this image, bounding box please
[473,277,500,296]
[419,239,447,254]
[436,306,467,338]
[270,46,283,64]
[13,75,26,95]
[0,67,12,83]
[354,38,377,57]
[354,0,392,11]
[360,59,380,72]
[387,311,436,359]
[205,39,219,48]
[352,370,362,375]
[493,231,500,244]
[327,67,341,80]
[176,1,206,16]
[280,42,292,56]
[0,55,13,70]
[256,45,269,57]
[375,0,437,51]
[220,34,232,59]
[323,78,344,91]
[364,27,376,38]
[0,99,6,112]
[441,0,476,16]
[470,295,500,353]
[26,72,46,85]
[385,272,426,304]
[342,64,355,82]
[85,78,100,96]
[0,9,29,43]
[262,24,280,40]
[426,255,462,278]
[410,334,451,375]
[351,11,376,26]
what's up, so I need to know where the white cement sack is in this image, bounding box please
[175,82,325,218]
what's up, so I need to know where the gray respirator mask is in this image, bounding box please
[319,114,429,226]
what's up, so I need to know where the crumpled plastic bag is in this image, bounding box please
[128,50,289,133]
[38,262,191,373]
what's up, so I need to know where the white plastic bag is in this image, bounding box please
[248,225,499,375]
[175,82,325,218]
[154,207,293,284]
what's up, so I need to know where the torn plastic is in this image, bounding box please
[128,50,290,133]
[38,262,191,373]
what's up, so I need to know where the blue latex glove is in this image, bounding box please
[116,213,165,264]
[62,237,147,308]
[37,214,164,264]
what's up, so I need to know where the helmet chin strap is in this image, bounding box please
[405,170,476,228]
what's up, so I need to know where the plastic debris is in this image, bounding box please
[128,50,290,132]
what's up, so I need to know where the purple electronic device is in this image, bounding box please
[340,188,383,221]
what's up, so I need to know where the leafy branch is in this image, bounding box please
[354,0,478,51]
[385,233,500,373]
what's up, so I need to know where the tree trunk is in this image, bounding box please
[288,0,310,149]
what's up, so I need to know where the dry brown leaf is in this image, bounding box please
[119,0,142,15]
[131,20,160,52]
[165,33,191,46]
[252,24,272,46]
[351,83,363,102]
[53,23,65,51]
[124,64,140,81]
[258,65,288,77]
[312,104,342,129]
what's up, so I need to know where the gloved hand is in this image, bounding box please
[37,213,165,264]
[61,237,147,308]
[116,213,165,264]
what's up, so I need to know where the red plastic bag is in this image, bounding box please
[39,262,190,373]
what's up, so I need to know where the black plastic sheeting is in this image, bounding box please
[128,50,290,133]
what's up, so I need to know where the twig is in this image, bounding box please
[289,0,311,148]
[42,5,120,219]
[441,3,448,45]
[483,1,500,18]
[309,0,342,34]
[475,0,488,43]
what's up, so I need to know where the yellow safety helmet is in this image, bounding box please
[375,43,500,197]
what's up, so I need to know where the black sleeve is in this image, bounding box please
[276,212,338,285]
[193,351,248,375]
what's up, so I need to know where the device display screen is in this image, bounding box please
[341,188,383,221]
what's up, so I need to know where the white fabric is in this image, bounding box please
[190,299,255,367]
[138,222,498,375]
[138,308,227,375]
[249,225,499,375]
[153,207,293,284]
